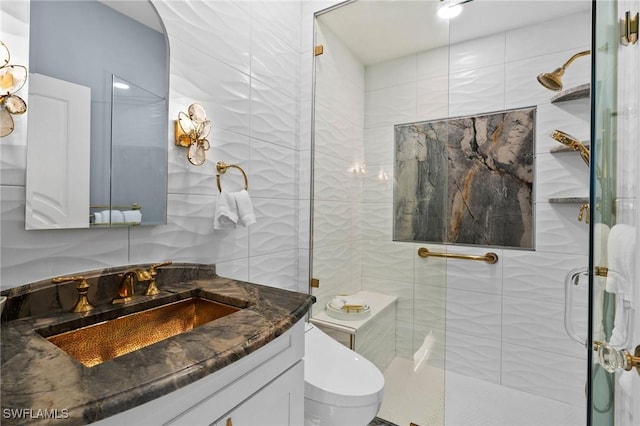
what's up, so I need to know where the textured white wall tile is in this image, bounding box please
[249,198,297,257]
[313,152,356,202]
[414,282,446,331]
[502,250,588,306]
[395,320,414,359]
[361,241,415,283]
[502,343,587,406]
[414,243,447,288]
[249,248,299,291]
[449,33,506,74]
[154,0,251,74]
[536,203,590,255]
[417,46,449,79]
[505,10,591,62]
[417,76,449,121]
[297,248,311,293]
[314,102,358,160]
[445,246,503,295]
[1,187,129,289]
[503,296,587,358]
[249,139,297,199]
[313,201,352,247]
[362,163,393,203]
[251,20,300,100]
[536,152,589,202]
[365,54,417,91]
[216,258,249,282]
[446,288,502,341]
[449,64,505,117]
[361,202,392,241]
[251,0,301,52]
[362,277,414,324]
[363,126,394,166]
[413,327,446,369]
[365,83,416,129]
[446,330,501,383]
[535,101,591,154]
[250,79,298,149]
[312,242,357,295]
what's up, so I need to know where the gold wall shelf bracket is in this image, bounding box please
[621,10,639,45]
[417,247,499,264]
[216,161,248,193]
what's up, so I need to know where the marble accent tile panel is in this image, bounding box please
[448,64,505,117]
[503,297,587,359]
[446,288,502,341]
[536,152,589,202]
[505,10,592,63]
[313,201,353,248]
[364,126,394,166]
[365,54,417,91]
[535,102,590,154]
[251,20,300,100]
[414,282,446,331]
[502,343,587,406]
[446,330,502,384]
[169,36,251,137]
[314,102,359,160]
[129,193,249,265]
[154,0,250,74]
[362,277,414,324]
[361,240,415,283]
[249,139,297,199]
[364,83,416,129]
[417,75,449,121]
[362,163,393,203]
[417,46,449,80]
[168,128,250,196]
[361,202,392,241]
[0,187,129,289]
[535,203,590,255]
[449,33,506,74]
[445,246,503,295]
[502,251,588,306]
[250,79,298,150]
[314,152,356,202]
[251,0,302,52]
[249,248,299,291]
[249,198,297,257]
[505,48,591,110]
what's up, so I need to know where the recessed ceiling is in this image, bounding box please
[317,0,591,66]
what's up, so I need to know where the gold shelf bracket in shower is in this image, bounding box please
[417,247,498,264]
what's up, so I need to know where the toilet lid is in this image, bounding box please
[304,324,384,408]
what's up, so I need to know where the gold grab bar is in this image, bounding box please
[417,247,499,264]
[216,161,248,192]
[90,203,141,210]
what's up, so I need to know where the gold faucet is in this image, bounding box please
[143,261,172,296]
[113,269,151,304]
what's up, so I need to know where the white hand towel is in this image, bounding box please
[93,212,103,224]
[214,191,238,230]
[233,190,256,227]
[100,210,125,223]
[122,210,142,224]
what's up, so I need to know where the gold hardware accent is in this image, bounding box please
[113,269,149,304]
[42,297,241,367]
[311,278,320,288]
[578,203,590,224]
[216,161,249,192]
[0,41,29,138]
[143,260,172,296]
[417,247,498,264]
[226,418,233,426]
[595,266,609,277]
[175,103,211,166]
[536,50,590,91]
[90,203,141,210]
[52,276,95,313]
[314,45,324,56]
[551,130,590,166]
[342,304,364,313]
[621,10,639,45]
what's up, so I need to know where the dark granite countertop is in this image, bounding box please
[0,264,315,425]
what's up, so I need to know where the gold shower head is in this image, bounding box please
[551,130,590,166]
[537,50,590,91]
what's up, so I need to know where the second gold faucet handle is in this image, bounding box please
[52,276,94,313]
[149,260,173,275]
[144,261,172,296]
[52,275,86,284]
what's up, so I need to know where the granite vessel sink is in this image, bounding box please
[39,297,241,367]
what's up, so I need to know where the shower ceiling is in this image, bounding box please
[317,0,591,66]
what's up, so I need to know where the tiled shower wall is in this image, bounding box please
[0,0,308,293]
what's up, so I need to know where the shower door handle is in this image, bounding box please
[564,267,588,345]
[597,342,640,375]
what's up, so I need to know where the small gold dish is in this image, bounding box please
[41,297,241,367]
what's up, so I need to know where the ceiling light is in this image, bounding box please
[438,0,473,20]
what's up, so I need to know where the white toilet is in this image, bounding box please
[303,323,385,426]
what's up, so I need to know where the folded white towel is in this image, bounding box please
[122,210,142,224]
[233,190,256,227]
[100,210,125,223]
[214,191,238,230]
[93,212,103,224]
[606,224,636,347]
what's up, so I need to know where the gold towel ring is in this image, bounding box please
[216,161,248,192]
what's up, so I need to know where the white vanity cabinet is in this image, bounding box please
[95,320,305,426]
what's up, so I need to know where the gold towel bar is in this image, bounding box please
[417,247,499,264]
[216,161,248,192]
[90,203,141,210]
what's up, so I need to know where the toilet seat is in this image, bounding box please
[304,323,384,408]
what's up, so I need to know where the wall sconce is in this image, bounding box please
[0,41,28,138]
[175,103,211,166]
[536,50,590,92]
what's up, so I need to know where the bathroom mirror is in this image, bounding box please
[25,0,169,229]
